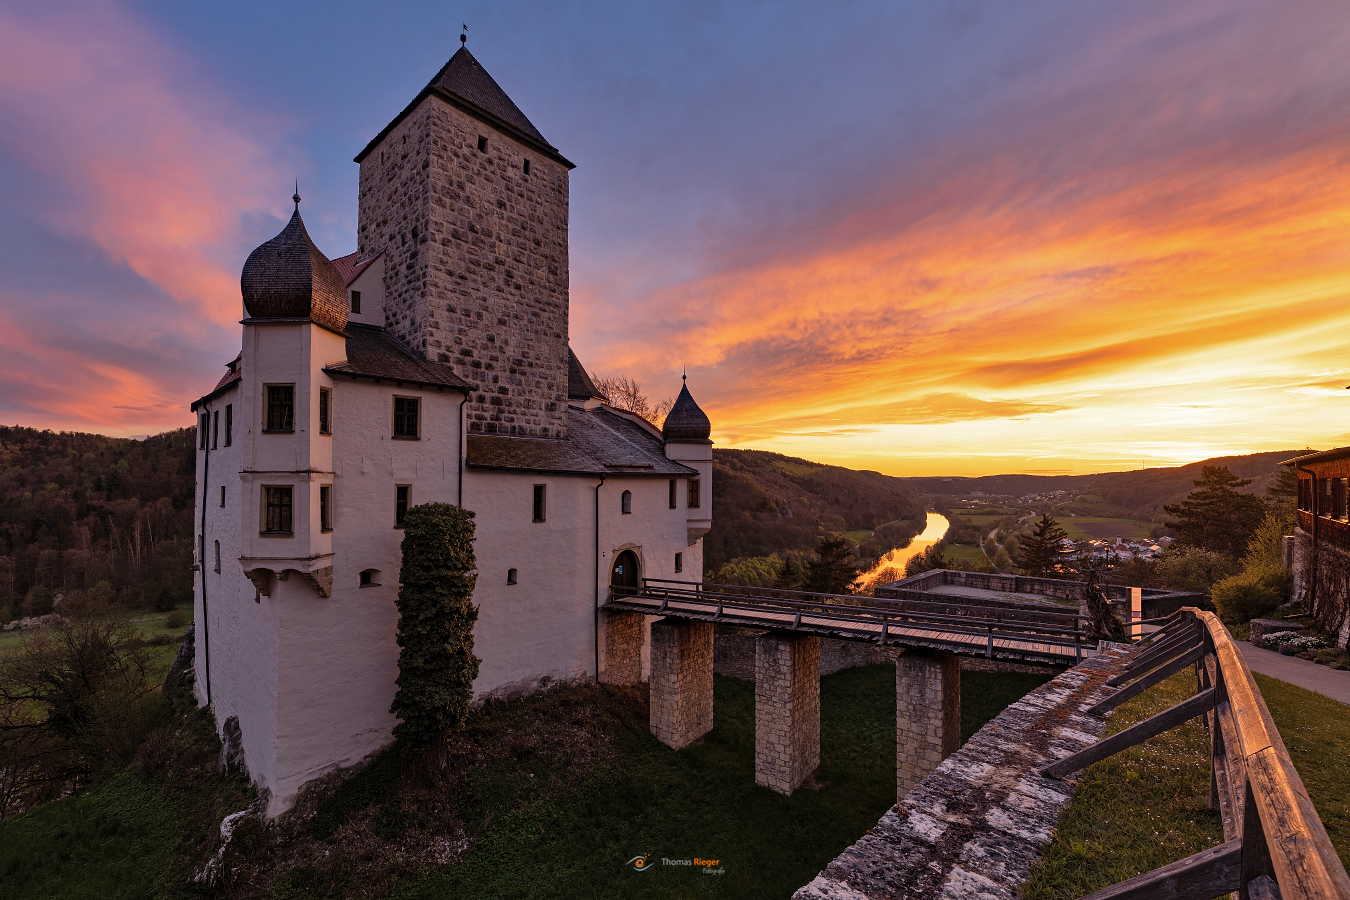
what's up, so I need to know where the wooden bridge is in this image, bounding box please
[603,577,1091,666]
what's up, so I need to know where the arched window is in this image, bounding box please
[621,490,632,514]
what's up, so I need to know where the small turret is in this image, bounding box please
[662,382,711,443]
[241,193,348,334]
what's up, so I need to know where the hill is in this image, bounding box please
[707,449,927,569]
[0,425,196,618]
[904,449,1302,519]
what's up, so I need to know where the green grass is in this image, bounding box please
[944,543,986,564]
[844,529,873,544]
[0,773,181,900]
[1024,670,1350,899]
[391,667,1054,900]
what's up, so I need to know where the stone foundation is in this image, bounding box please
[600,611,643,686]
[755,634,821,795]
[896,651,961,802]
[649,619,713,749]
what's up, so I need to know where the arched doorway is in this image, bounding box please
[611,549,640,597]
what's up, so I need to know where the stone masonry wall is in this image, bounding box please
[755,635,821,795]
[357,96,570,437]
[1292,526,1350,649]
[600,611,643,686]
[896,652,961,802]
[649,620,713,749]
[796,646,1131,900]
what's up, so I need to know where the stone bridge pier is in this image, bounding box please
[755,633,821,794]
[649,619,714,749]
[896,650,960,800]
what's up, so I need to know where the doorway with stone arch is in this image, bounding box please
[611,549,640,597]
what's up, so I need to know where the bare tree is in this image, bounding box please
[592,374,672,426]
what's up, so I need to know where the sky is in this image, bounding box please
[1,0,1348,477]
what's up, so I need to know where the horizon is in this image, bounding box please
[2,2,1348,476]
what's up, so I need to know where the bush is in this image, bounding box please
[1212,567,1290,626]
[1154,547,1240,596]
[164,610,187,630]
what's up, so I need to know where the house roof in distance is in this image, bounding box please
[323,323,471,391]
[467,406,697,477]
[567,348,606,401]
[355,45,574,169]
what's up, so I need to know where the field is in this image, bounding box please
[943,543,986,564]
[1054,517,1156,541]
[0,666,1058,900]
[844,529,874,543]
[0,605,191,673]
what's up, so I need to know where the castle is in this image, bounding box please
[190,41,712,817]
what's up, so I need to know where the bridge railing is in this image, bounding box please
[1038,607,1350,900]
[612,579,1091,661]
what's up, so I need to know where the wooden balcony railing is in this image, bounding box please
[1039,608,1350,900]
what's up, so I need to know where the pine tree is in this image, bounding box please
[1016,514,1071,577]
[804,534,862,595]
[1163,466,1267,559]
[390,503,480,758]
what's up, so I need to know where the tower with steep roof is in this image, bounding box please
[354,42,575,438]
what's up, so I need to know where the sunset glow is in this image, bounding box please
[2,1,1348,475]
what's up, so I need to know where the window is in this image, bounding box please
[533,484,546,522]
[669,479,677,509]
[675,552,683,574]
[477,135,488,152]
[319,388,332,435]
[199,413,208,449]
[395,485,410,527]
[320,485,333,532]
[393,397,420,439]
[224,404,233,447]
[214,540,221,573]
[522,159,531,175]
[621,490,632,514]
[688,478,701,509]
[1336,479,1348,520]
[507,568,518,585]
[263,486,293,534]
[266,385,295,432]
[212,410,219,449]
[360,569,379,587]
[350,290,361,313]
[220,485,226,508]
[1321,478,1333,517]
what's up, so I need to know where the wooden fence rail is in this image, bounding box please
[1039,608,1350,900]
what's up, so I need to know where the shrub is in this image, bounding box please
[165,610,187,630]
[391,504,479,759]
[1154,547,1240,596]
[1212,567,1290,626]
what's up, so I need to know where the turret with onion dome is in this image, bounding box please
[240,191,349,334]
[662,377,711,443]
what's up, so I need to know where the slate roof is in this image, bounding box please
[467,407,697,477]
[331,250,381,287]
[191,357,243,411]
[323,324,471,390]
[240,204,349,334]
[355,46,574,169]
[568,348,606,401]
[661,383,712,443]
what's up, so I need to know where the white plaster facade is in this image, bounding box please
[190,44,713,817]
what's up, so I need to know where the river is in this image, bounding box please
[853,512,950,592]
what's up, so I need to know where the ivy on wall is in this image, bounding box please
[390,503,480,757]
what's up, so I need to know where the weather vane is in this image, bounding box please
[461,23,467,45]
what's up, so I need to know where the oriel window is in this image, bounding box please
[687,478,701,509]
[263,486,293,534]
[266,385,295,432]
[393,397,420,439]
[319,388,332,435]
[320,485,333,532]
[395,485,410,527]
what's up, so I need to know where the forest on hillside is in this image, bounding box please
[0,426,196,620]
[706,449,927,571]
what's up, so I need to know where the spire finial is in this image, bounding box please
[682,366,687,384]
[293,180,301,211]
[461,23,467,45]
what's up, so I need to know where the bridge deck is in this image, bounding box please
[605,580,1089,666]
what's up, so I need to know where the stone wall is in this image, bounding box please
[754,635,821,794]
[795,646,1131,900]
[356,95,570,437]
[1292,526,1350,650]
[600,611,643,686]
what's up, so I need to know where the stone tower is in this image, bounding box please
[355,41,575,437]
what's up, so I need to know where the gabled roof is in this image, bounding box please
[568,348,606,401]
[323,323,471,391]
[355,46,574,169]
[467,406,697,477]
[191,357,242,411]
[331,250,382,287]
